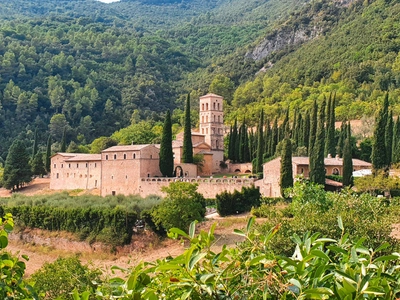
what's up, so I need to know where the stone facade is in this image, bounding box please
[50,153,101,190]
[260,156,373,197]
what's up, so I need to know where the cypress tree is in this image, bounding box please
[255,110,264,174]
[32,127,38,158]
[310,99,326,185]
[372,93,389,172]
[242,120,250,162]
[342,122,353,187]
[270,117,278,157]
[393,116,400,163]
[238,124,244,163]
[60,127,67,152]
[280,138,293,197]
[182,93,193,163]
[325,93,336,157]
[302,112,310,150]
[230,119,238,162]
[264,119,271,158]
[249,129,255,161]
[45,135,52,173]
[3,140,32,190]
[336,121,346,157]
[385,110,393,167]
[159,110,174,177]
[228,125,233,160]
[308,100,318,156]
[280,110,289,141]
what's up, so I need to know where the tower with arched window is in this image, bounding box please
[199,93,224,172]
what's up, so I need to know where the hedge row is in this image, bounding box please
[0,206,137,246]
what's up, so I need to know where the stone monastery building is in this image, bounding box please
[51,93,373,198]
[51,94,256,198]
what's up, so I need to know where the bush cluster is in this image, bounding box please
[216,185,261,216]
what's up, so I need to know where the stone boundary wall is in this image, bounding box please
[138,177,257,198]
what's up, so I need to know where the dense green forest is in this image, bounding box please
[0,0,399,161]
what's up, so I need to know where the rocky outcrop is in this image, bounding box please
[246,26,322,61]
[246,0,359,61]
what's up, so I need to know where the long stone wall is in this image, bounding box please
[138,177,257,198]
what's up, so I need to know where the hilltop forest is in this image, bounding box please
[0,0,398,161]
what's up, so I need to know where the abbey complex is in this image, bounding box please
[50,93,372,198]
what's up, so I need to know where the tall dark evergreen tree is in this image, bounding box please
[32,128,38,158]
[238,124,244,163]
[3,140,32,190]
[372,93,389,172]
[264,119,271,158]
[182,93,193,163]
[310,99,326,185]
[325,93,336,157]
[342,122,353,187]
[249,129,256,161]
[255,110,264,173]
[385,110,393,167]
[281,109,290,140]
[230,119,238,161]
[31,152,46,177]
[45,135,52,173]
[308,100,318,156]
[336,121,346,157]
[159,110,174,177]
[60,127,67,152]
[393,116,400,164]
[302,112,310,150]
[242,119,250,163]
[269,117,278,157]
[280,138,293,197]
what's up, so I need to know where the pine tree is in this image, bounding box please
[308,100,318,156]
[60,127,67,152]
[182,94,193,163]
[372,93,389,172]
[255,110,264,174]
[45,135,52,173]
[310,99,326,185]
[159,110,174,177]
[3,140,32,190]
[342,122,353,187]
[280,138,293,197]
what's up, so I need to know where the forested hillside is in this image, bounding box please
[227,0,400,126]
[0,0,398,161]
[0,0,306,158]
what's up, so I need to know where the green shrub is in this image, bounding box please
[30,256,101,299]
[146,182,206,234]
[216,185,261,216]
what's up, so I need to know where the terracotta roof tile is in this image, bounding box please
[65,154,101,162]
[102,144,154,152]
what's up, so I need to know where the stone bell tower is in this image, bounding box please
[199,93,224,173]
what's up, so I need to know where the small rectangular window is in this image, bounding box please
[114,154,117,160]
[85,163,88,168]
[54,164,56,168]
[106,155,108,160]
[95,163,97,168]
[77,163,79,168]
[124,154,126,159]
[69,164,71,168]
[56,173,59,178]
[61,164,63,168]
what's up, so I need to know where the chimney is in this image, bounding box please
[327,154,332,158]
[335,154,340,160]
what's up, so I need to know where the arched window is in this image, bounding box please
[216,140,219,149]
[332,168,340,175]
[206,103,209,110]
[214,115,216,122]
[218,103,220,110]
[213,102,216,109]
[113,154,117,160]
[202,103,204,111]
[106,155,108,160]
[218,115,220,122]
[133,153,136,159]
[123,154,126,159]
